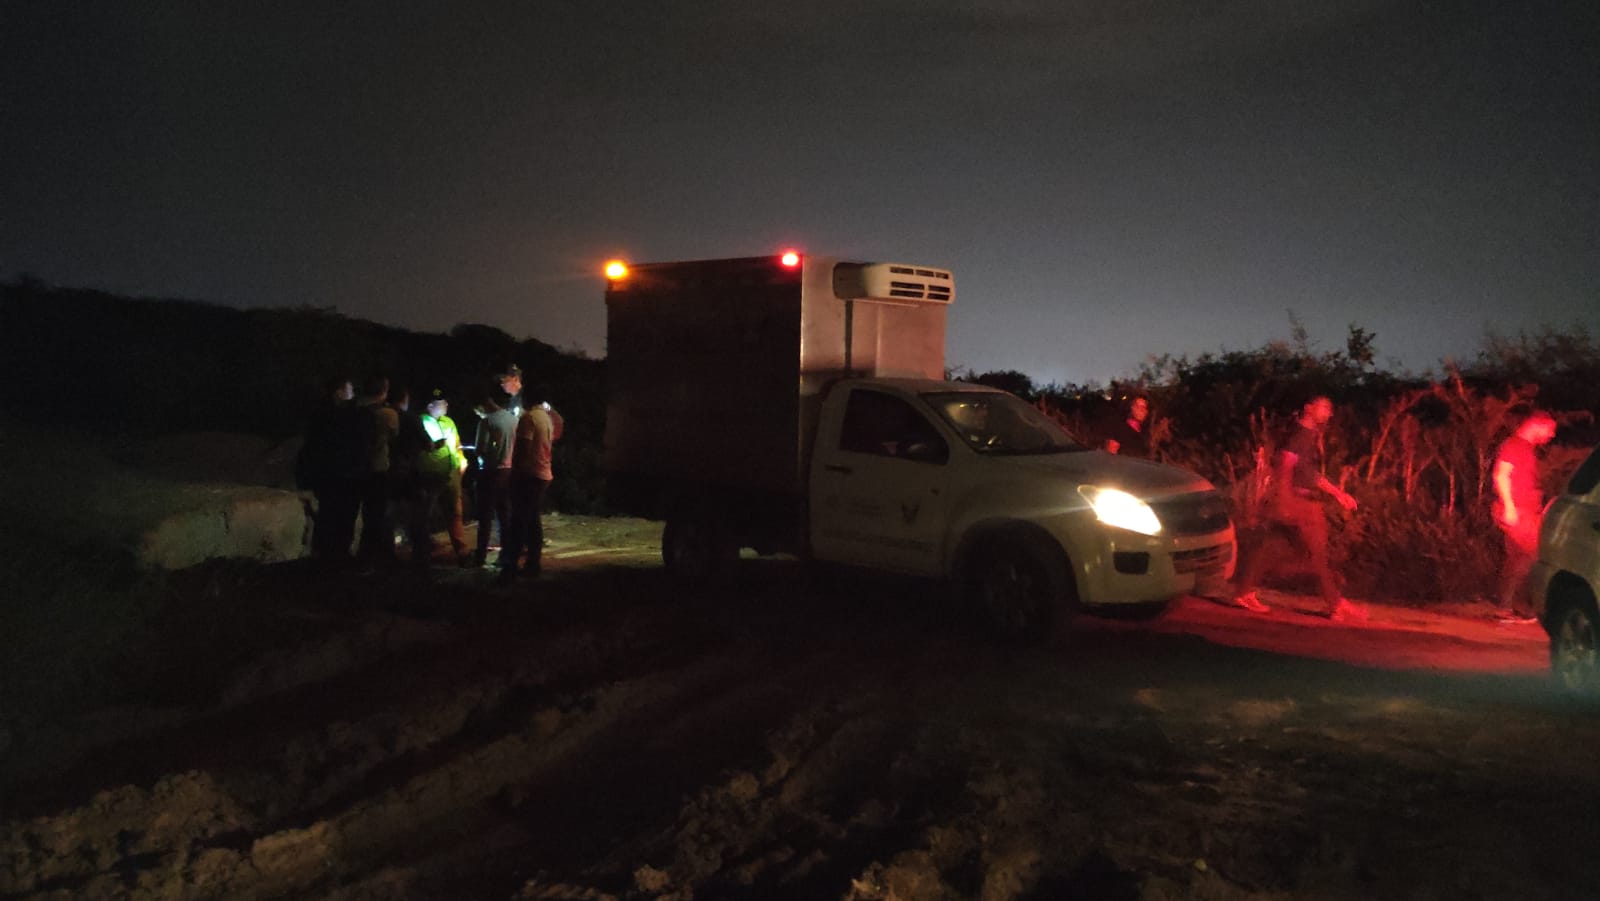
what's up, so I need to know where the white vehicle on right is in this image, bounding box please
[1532,444,1600,694]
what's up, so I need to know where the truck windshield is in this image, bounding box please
[923,391,1086,455]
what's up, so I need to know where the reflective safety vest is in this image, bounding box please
[418,414,466,479]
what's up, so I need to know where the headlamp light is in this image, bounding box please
[1077,486,1161,536]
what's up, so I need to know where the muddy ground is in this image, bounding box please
[3,516,1598,901]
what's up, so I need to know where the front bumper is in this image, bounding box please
[1068,524,1237,605]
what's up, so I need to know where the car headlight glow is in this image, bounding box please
[1078,486,1162,536]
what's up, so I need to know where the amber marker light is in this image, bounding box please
[604,260,629,280]
[779,250,801,268]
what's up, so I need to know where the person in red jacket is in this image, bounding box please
[497,376,562,582]
[1492,408,1556,623]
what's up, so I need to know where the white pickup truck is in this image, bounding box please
[602,253,1234,639]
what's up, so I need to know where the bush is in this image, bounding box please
[1044,324,1600,604]
[1331,487,1503,603]
[1,282,611,514]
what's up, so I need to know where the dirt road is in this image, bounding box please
[3,520,1596,900]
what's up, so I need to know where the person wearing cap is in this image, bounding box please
[498,364,524,417]
[406,388,471,565]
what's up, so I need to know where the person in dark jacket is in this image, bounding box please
[355,375,399,562]
[298,375,361,563]
[471,392,517,568]
[1105,395,1151,458]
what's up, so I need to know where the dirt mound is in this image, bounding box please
[1,425,307,570]
[115,432,300,491]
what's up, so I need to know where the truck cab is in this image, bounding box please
[602,252,1234,639]
[809,379,1233,627]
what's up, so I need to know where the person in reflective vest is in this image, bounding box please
[407,388,471,565]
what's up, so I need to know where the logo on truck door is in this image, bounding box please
[900,500,921,524]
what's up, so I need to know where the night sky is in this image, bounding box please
[5,1,1597,386]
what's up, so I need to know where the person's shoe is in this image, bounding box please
[1233,590,1270,613]
[1327,598,1367,623]
[494,567,518,585]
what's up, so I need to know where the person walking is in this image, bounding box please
[1492,408,1556,623]
[1232,395,1364,621]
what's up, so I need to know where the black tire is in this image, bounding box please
[662,510,736,582]
[967,538,1071,644]
[1550,597,1600,696]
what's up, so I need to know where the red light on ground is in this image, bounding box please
[604,260,629,280]
[779,251,801,268]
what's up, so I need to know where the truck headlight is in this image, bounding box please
[1077,486,1162,536]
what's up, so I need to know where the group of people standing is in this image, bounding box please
[471,364,563,582]
[296,363,560,580]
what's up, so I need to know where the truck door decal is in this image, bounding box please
[811,387,951,574]
[900,500,921,524]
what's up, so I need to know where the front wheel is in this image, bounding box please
[968,540,1070,644]
[1551,599,1600,696]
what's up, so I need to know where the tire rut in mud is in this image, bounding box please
[0,580,737,900]
[12,558,1600,901]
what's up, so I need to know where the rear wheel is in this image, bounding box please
[662,509,736,582]
[968,539,1071,644]
[1551,598,1600,695]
